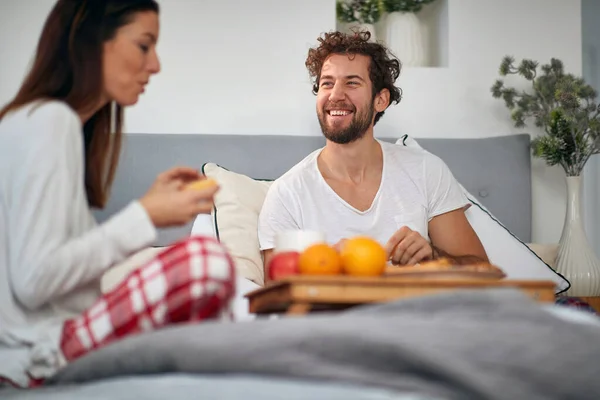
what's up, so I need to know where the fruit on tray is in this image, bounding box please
[268,251,300,280]
[339,236,387,277]
[298,243,343,275]
[266,233,503,282]
[266,235,390,281]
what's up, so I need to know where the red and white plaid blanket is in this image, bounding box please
[60,235,236,362]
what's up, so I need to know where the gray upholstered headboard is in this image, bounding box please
[93,133,532,245]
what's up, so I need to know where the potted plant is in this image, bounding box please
[336,0,382,41]
[379,0,437,66]
[491,56,600,296]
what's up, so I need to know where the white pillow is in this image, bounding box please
[191,214,216,238]
[396,135,570,293]
[201,163,273,285]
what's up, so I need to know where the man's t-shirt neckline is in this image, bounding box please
[312,139,386,216]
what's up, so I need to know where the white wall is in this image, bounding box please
[0,0,583,245]
[0,1,55,103]
[582,0,600,257]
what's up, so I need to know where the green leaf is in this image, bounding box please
[490,79,504,98]
[499,56,514,76]
[517,59,538,80]
[503,89,517,108]
[512,109,525,128]
[531,136,564,166]
[549,58,564,74]
[336,1,356,22]
[380,0,437,13]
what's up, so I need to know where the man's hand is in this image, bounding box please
[385,208,488,266]
[385,227,432,266]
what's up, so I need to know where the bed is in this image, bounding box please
[5,289,600,400]
[5,133,599,399]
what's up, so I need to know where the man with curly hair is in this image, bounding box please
[258,31,487,277]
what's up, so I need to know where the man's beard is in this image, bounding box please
[318,101,375,145]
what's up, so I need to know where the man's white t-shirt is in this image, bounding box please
[258,140,469,250]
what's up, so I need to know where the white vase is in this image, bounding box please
[555,176,600,296]
[384,11,428,67]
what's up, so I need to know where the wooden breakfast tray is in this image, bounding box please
[246,275,556,315]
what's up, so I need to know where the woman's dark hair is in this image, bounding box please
[305,30,402,125]
[0,0,159,208]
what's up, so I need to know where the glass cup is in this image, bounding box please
[274,230,326,253]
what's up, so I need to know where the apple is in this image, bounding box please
[268,251,300,280]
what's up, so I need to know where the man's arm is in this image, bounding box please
[428,208,488,264]
[421,151,488,265]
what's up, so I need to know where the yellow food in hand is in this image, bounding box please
[185,178,218,191]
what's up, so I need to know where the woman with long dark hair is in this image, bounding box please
[0,0,235,388]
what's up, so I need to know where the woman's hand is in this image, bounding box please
[139,167,219,228]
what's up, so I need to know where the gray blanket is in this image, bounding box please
[47,288,600,400]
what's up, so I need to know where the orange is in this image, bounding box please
[340,236,387,277]
[298,243,343,275]
[185,178,218,191]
